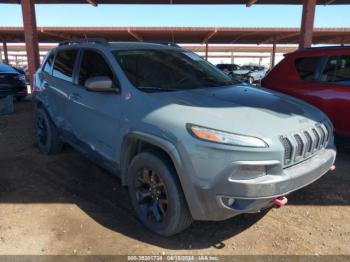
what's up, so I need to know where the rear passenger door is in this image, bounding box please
[67,49,122,162]
[48,48,79,131]
[289,56,328,108]
[317,55,350,136]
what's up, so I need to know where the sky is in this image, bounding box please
[0,4,349,28]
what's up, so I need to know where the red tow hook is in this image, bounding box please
[273,196,288,207]
[330,165,336,171]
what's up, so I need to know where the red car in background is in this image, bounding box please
[261,46,350,138]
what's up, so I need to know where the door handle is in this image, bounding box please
[43,82,50,88]
[69,93,82,101]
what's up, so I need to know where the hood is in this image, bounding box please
[151,84,329,141]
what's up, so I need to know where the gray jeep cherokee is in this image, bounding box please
[33,40,336,236]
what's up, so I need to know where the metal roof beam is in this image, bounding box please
[42,31,73,40]
[86,0,98,6]
[318,35,350,44]
[246,0,258,6]
[259,32,299,44]
[127,29,143,41]
[39,27,73,40]
[229,32,258,44]
[0,0,349,4]
[202,29,217,44]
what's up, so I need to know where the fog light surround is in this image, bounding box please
[222,197,236,207]
[229,165,267,181]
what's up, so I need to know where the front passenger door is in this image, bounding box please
[67,49,122,162]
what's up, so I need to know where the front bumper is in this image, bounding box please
[191,148,336,221]
[232,74,249,82]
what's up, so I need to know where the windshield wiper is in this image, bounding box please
[138,86,179,92]
[203,81,238,87]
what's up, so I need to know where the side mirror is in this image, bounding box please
[85,76,118,93]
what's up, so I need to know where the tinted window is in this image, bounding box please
[216,64,227,70]
[320,56,350,84]
[113,49,234,91]
[52,49,78,82]
[43,53,54,74]
[240,65,256,71]
[216,64,237,71]
[78,50,114,86]
[295,57,321,81]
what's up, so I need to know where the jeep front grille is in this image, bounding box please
[304,131,313,154]
[280,136,293,165]
[280,123,329,166]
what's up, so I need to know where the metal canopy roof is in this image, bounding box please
[1,0,350,4]
[3,44,298,53]
[1,27,349,44]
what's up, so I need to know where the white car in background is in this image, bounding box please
[230,65,268,84]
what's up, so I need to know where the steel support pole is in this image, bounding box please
[299,0,316,49]
[271,38,276,68]
[341,37,345,46]
[2,41,9,64]
[205,42,209,60]
[21,0,40,89]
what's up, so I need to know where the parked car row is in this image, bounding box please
[32,40,336,236]
[216,63,268,84]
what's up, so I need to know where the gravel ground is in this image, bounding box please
[0,101,349,255]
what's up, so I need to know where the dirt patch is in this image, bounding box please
[0,101,349,255]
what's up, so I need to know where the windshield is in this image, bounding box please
[113,49,236,91]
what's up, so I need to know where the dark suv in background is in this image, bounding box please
[262,46,350,139]
[0,64,27,100]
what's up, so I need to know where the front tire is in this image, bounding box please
[128,151,193,236]
[34,107,63,154]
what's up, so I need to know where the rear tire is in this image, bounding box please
[34,107,63,154]
[128,151,193,236]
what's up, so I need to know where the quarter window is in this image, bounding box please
[295,56,322,81]
[52,49,78,82]
[43,53,54,74]
[78,50,114,86]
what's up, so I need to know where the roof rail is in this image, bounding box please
[58,38,109,46]
[150,42,182,48]
[298,45,350,51]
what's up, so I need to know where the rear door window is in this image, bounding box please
[295,56,322,81]
[52,49,78,82]
[320,56,350,85]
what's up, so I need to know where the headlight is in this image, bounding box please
[15,75,26,82]
[187,124,268,148]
